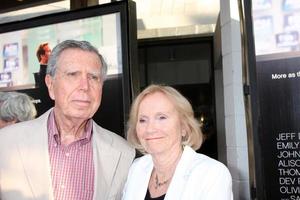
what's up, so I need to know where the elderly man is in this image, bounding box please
[0,40,135,200]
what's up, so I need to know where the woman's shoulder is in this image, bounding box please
[126,154,153,179]
[184,146,231,177]
[131,154,152,168]
[130,154,153,170]
[194,152,227,168]
[179,147,233,199]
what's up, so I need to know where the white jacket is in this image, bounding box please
[122,146,233,200]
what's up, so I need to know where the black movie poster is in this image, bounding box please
[252,0,300,198]
[257,56,300,200]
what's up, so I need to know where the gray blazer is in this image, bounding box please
[0,109,135,200]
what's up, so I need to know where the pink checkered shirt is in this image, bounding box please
[48,111,95,200]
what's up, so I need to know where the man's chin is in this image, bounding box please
[65,110,94,121]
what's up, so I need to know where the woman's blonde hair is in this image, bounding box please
[127,84,203,153]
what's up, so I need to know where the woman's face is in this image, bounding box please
[136,91,184,155]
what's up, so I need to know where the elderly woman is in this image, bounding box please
[122,85,233,200]
[0,92,37,128]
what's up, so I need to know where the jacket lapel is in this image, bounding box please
[92,125,121,200]
[17,110,53,200]
[165,146,195,200]
[138,156,153,199]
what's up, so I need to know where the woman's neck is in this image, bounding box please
[148,146,183,196]
[152,146,183,176]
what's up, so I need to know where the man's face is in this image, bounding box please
[46,48,103,121]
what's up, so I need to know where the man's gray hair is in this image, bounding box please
[0,92,37,122]
[47,40,108,81]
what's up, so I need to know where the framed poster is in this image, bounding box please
[0,1,138,136]
[243,0,300,199]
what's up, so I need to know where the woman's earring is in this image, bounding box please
[181,131,187,141]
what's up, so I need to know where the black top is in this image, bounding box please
[36,64,54,115]
[145,190,165,200]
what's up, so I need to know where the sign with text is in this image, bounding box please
[257,56,300,199]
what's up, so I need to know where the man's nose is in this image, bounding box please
[78,74,90,90]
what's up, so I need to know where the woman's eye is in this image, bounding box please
[158,115,167,120]
[138,118,146,123]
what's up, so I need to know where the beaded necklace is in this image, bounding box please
[154,173,170,189]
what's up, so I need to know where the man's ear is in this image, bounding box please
[45,74,55,100]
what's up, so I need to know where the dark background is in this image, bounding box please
[257,56,300,199]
